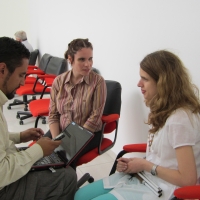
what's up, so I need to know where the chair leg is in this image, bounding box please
[17,111,33,125]
[77,173,94,189]
[109,150,127,175]
[7,99,24,109]
[7,95,36,111]
[35,116,41,128]
[34,116,46,128]
[41,116,46,124]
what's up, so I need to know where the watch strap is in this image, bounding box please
[151,164,158,176]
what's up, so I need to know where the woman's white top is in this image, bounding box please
[103,109,200,200]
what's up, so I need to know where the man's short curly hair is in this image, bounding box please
[0,37,30,74]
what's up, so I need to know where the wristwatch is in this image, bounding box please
[151,164,158,176]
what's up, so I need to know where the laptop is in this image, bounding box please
[19,122,94,172]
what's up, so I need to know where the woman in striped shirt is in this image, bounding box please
[48,38,107,166]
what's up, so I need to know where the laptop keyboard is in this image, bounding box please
[34,153,63,166]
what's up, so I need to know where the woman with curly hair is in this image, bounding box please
[75,50,200,200]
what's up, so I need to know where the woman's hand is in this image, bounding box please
[20,128,44,143]
[124,157,147,174]
[116,157,130,172]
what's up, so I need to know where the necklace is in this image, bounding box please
[148,133,155,152]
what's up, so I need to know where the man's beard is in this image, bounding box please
[3,73,19,100]
[6,92,15,100]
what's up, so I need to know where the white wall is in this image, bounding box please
[1,0,200,155]
[0,0,30,39]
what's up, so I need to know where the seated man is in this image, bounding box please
[0,37,77,200]
[14,30,33,52]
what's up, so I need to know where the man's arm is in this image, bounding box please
[0,135,61,188]
[9,132,20,144]
[0,142,43,188]
[9,128,44,144]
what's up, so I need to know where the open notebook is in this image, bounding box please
[19,122,94,171]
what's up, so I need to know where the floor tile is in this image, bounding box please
[78,161,114,182]
[78,150,115,168]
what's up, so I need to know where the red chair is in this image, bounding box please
[109,143,199,200]
[77,80,122,187]
[25,53,52,84]
[173,185,200,199]
[29,97,50,128]
[16,75,53,122]
[16,56,68,125]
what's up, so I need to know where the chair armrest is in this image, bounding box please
[37,74,56,79]
[27,66,44,75]
[109,143,147,175]
[28,65,38,69]
[35,74,56,84]
[31,76,52,96]
[101,114,120,123]
[26,70,44,75]
[174,185,200,199]
[123,143,147,153]
[33,74,56,85]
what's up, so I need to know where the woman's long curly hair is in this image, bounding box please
[140,50,200,134]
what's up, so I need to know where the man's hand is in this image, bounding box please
[20,128,44,143]
[37,137,61,157]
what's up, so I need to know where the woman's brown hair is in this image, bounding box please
[64,38,93,64]
[140,50,200,133]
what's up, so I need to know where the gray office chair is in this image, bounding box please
[29,49,39,65]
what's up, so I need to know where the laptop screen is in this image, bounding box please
[54,122,94,165]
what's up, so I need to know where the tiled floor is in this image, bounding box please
[4,94,116,187]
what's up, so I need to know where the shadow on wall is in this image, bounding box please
[123,91,149,141]
[112,90,149,155]
[130,91,149,140]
